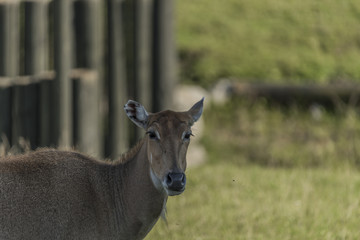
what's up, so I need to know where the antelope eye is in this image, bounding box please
[146,131,158,140]
[183,132,193,141]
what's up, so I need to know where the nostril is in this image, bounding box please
[166,173,173,185]
[181,174,186,185]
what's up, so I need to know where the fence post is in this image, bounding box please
[134,0,153,110]
[107,0,129,158]
[73,70,100,157]
[25,0,51,147]
[0,1,20,145]
[152,0,176,111]
[121,0,139,146]
[132,0,154,141]
[53,0,73,148]
[73,0,103,157]
[12,0,49,148]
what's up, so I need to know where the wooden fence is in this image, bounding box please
[0,0,176,158]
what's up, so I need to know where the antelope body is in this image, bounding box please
[0,99,203,240]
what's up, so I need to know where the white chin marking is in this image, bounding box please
[166,190,183,196]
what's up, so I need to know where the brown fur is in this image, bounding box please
[0,142,162,240]
[117,138,146,164]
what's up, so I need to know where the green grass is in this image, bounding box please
[147,163,360,239]
[202,100,360,169]
[176,0,360,86]
[146,102,360,239]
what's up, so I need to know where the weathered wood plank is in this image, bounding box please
[152,0,176,111]
[134,0,153,110]
[121,0,138,146]
[73,0,103,157]
[0,1,20,145]
[53,0,73,148]
[73,70,99,157]
[107,0,129,157]
[0,1,19,76]
[0,71,53,88]
[133,0,153,140]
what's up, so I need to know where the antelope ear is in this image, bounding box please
[124,100,149,129]
[188,97,204,123]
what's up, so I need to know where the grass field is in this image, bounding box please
[202,100,360,169]
[146,102,360,239]
[147,163,360,239]
[176,0,360,87]
[167,0,360,238]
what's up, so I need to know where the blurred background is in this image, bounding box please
[1,0,360,239]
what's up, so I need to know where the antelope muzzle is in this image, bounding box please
[165,172,186,196]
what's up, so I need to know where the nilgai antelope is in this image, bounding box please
[0,98,204,240]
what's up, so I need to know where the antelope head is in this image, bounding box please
[124,98,204,196]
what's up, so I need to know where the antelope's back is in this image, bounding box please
[0,150,112,239]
